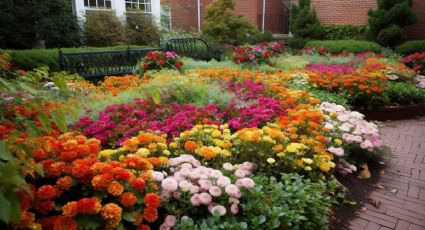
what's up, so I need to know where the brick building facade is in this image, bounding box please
[165,0,425,39]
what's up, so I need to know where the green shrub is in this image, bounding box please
[305,40,382,53]
[202,0,258,45]
[322,25,366,40]
[234,31,273,45]
[287,37,308,50]
[9,45,145,71]
[84,11,124,47]
[308,89,350,108]
[125,12,160,46]
[366,0,417,47]
[175,174,337,230]
[395,40,425,55]
[289,0,324,48]
[384,82,425,105]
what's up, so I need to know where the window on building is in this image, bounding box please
[125,0,152,12]
[84,0,111,9]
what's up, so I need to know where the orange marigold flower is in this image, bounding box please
[53,215,78,230]
[131,178,146,191]
[136,224,151,230]
[184,141,197,151]
[15,211,35,228]
[91,174,112,190]
[57,176,73,190]
[137,133,153,145]
[77,197,102,214]
[143,207,158,223]
[133,212,143,226]
[144,193,161,208]
[120,192,137,207]
[35,200,55,214]
[101,203,122,221]
[36,185,60,200]
[62,201,78,218]
[107,181,124,196]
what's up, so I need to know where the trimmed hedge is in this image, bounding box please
[9,45,146,72]
[305,40,382,53]
[322,25,366,40]
[395,40,425,55]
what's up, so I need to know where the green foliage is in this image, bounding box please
[305,40,382,53]
[289,0,324,46]
[322,25,366,40]
[84,11,124,47]
[366,0,417,47]
[0,68,70,224]
[286,37,308,50]
[182,57,241,70]
[384,82,425,105]
[234,32,274,45]
[202,0,258,45]
[0,0,81,49]
[175,174,337,230]
[395,40,425,55]
[9,45,145,71]
[308,89,351,108]
[274,55,309,70]
[125,13,160,46]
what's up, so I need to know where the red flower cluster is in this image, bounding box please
[232,42,285,66]
[138,51,183,73]
[401,52,425,74]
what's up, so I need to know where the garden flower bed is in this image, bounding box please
[1,47,424,229]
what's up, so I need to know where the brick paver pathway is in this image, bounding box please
[349,117,425,230]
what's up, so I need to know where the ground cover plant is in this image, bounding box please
[2,45,424,229]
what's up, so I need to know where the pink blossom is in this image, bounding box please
[165,215,176,227]
[223,163,234,171]
[198,179,213,190]
[199,192,213,205]
[216,176,231,187]
[162,177,178,192]
[230,203,239,214]
[208,186,222,197]
[160,224,171,230]
[210,205,227,216]
[234,170,246,178]
[328,147,344,157]
[225,184,239,196]
[153,171,164,181]
[179,180,192,191]
[238,178,255,189]
[190,194,201,206]
[209,170,223,178]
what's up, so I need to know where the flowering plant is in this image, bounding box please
[16,132,160,229]
[232,42,284,67]
[401,52,425,74]
[136,51,184,74]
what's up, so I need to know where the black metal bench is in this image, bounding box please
[58,38,221,79]
[162,37,222,62]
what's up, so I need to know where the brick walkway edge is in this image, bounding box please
[348,117,425,230]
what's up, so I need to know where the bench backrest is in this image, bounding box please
[162,37,221,61]
[58,38,221,79]
[58,47,161,80]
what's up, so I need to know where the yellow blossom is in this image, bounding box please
[334,139,342,145]
[99,149,115,158]
[162,150,170,155]
[302,158,313,164]
[136,148,150,157]
[211,130,222,138]
[277,152,286,158]
[119,155,125,161]
[169,142,178,148]
[266,158,276,164]
[304,166,312,171]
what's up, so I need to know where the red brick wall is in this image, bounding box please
[166,0,425,39]
[405,0,425,40]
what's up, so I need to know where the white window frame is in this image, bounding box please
[84,0,112,10]
[125,0,152,13]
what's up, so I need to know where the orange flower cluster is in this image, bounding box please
[99,75,144,96]
[16,132,161,229]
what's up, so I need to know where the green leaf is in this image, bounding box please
[0,78,15,93]
[4,190,21,222]
[0,192,11,223]
[33,163,44,177]
[37,112,51,132]
[151,89,161,104]
[51,109,67,133]
[24,120,41,136]
[52,74,68,91]
[76,215,102,230]
[0,141,12,161]
[122,211,135,222]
